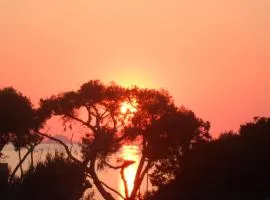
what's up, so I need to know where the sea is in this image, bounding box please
[1,143,149,200]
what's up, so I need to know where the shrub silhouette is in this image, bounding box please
[16,152,91,200]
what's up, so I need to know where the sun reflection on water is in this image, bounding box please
[119,145,139,198]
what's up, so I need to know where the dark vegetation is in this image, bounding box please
[148,117,270,200]
[15,152,91,200]
[0,80,269,200]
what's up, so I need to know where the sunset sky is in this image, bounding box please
[0,0,269,136]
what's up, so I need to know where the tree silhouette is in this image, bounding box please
[149,117,270,200]
[125,92,211,198]
[148,108,211,187]
[10,132,43,179]
[37,80,134,200]
[36,80,211,200]
[0,87,38,153]
[0,87,45,182]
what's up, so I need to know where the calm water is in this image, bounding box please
[1,143,149,200]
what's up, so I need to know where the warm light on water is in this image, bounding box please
[119,145,139,198]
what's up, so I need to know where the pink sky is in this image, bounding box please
[0,0,269,136]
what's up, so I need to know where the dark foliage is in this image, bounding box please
[0,88,33,151]
[149,117,270,200]
[123,88,211,198]
[0,87,43,154]
[15,152,91,200]
[148,108,211,186]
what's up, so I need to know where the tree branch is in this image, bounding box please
[86,173,125,200]
[130,161,153,199]
[103,160,123,170]
[129,155,145,199]
[9,145,34,183]
[88,158,115,200]
[18,149,24,177]
[100,180,125,200]
[37,131,81,164]
[66,113,95,132]
[101,109,110,119]
[84,105,95,124]
[120,168,129,199]
[104,159,136,199]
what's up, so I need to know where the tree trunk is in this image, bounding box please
[130,158,152,200]
[120,168,129,198]
[18,149,24,177]
[89,158,115,200]
[30,147,34,169]
[129,155,145,199]
[9,146,34,183]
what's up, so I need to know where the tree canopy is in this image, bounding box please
[0,87,43,154]
[149,117,270,200]
[34,80,211,200]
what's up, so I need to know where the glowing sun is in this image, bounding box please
[120,99,138,114]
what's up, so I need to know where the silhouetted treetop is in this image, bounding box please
[0,87,42,152]
[145,109,210,159]
[38,80,128,122]
[240,117,270,139]
[148,108,211,187]
[149,117,270,200]
[0,88,34,134]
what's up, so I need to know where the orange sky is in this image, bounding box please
[0,0,269,136]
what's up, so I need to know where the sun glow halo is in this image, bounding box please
[120,99,137,114]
